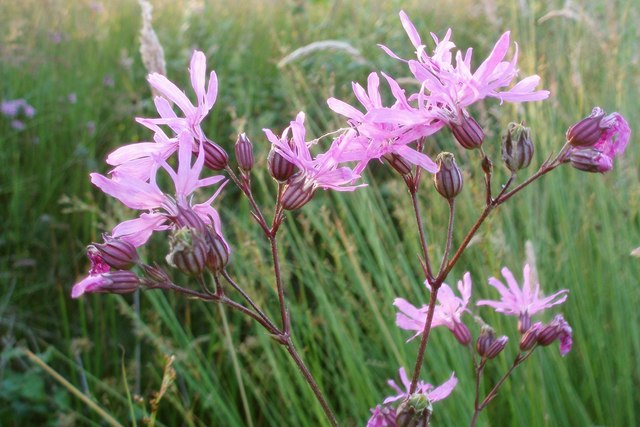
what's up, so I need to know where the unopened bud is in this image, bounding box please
[383,153,413,176]
[171,205,207,231]
[96,271,140,294]
[434,152,463,200]
[566,107,606,147]
[536,323,561,347]
[199,140,229,170]
[451,321,472,346]
[485,336,508,359]
[205,229,231,272]
[268,146,296,182]
[166,229,208,275]
[502,122,534,172]
[281,176,315,210]
[569,148,613,173]
[234,133,254,172]
[476,326,496,357]
[519,322,542,351]
[141,263,170,284]
[396,393,432,427]
[518,313,531,334]
[450,112,484,150]
[92,238,139,270]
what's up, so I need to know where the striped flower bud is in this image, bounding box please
[566,107,606,147]
[434,152,463,200]
[166,229,208,276]
[92,237,139,270]
[569,148,613,173]
[383,153,413,176]
[95,271,141,294]
[199,140,229,170]
[485,336,508,359]
[476,326,496,357]
[450,111,484,150]
[281,175,315,210]
[502,122,534,172]
[519,322,542,352]
[234,133,254,172]
[205,228,231,273]
[171,204,207,231]
[452,321,472,346]
[268,145,296,182]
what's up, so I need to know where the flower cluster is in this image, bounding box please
[1,98,36,130]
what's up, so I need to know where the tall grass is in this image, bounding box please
[1,0,638,425]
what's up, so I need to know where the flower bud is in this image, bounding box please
[383,153,413,176]
[485,336,508,359]
[281,175,315,210]
[234,133,254,172]
[519,322,542,351]
[166,229,208,276]
[450,112,484,150]
[451,321,472,346]
[268,146,296,182]
[569,148,613,173]
[205,228,231,272]
[502,122,534,172]
[518,313,531,334]
[476,326,496,357]
[199,140,229,170]
[92,237,139,270]
[141,263,170,284]
[566,107,606,147]
[396,393,432,427]
[434,152,463,200]
[95,271,141,294]
[171,205,207,231]
[536,323,561,347]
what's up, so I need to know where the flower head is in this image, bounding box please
[141,50,218,142]
[477,264,568,330]
[264,112,364,192]
[395,273,472,343]
[383,367,457,405]
[91,133,227,247]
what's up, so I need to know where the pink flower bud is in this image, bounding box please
[92,237,139,270]
[451,321,472,346]
[281,176,316,210]
[566,107,606,147]
[450,112,484,150]
[268,145,296,182]
[166,229,208,275]
[519,322,542,351]
[199,140,229,170]
[171,205,207,231]
[383,153,413,176]
[485,336,508,359]
[234,133,254,172]
[205,229,231,272]
[569,148,613,173]
[434,152,463,200]
[476,325,496,357]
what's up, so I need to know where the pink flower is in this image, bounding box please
[327,72,442,173]
[477,264,568,328]
[383,367,457,405]
[141,50,218,143]
[91,133,227,247]
[395,273,472,343]
[374,11,548,137]
[263,112,364,191]
[1,99,35,118]
[366,405,396,427]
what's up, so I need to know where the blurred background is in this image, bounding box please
[1,0,638,425]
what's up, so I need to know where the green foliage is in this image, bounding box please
[1,0,638,426]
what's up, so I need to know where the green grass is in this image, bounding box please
[1,0,638,425]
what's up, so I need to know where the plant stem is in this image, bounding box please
[410,189,434,283]
[285,339,339,427]
[409,284,440,393]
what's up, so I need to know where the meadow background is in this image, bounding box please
[1,0,639,425]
